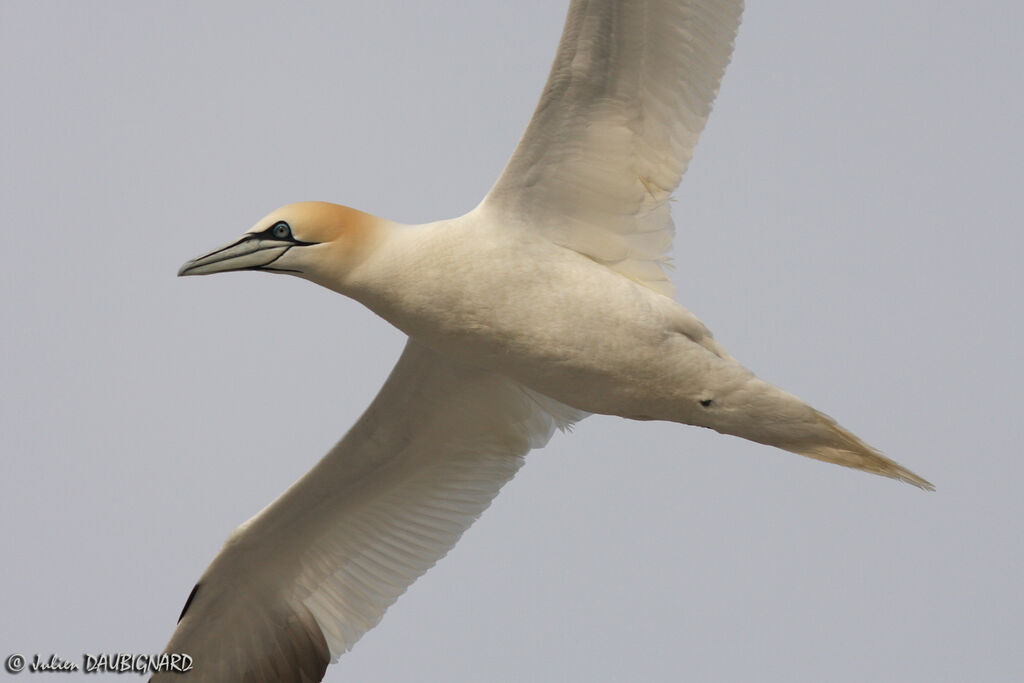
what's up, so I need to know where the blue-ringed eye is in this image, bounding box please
[272,221,291,239]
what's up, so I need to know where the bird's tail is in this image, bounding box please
[703,375,934,490]
[782,409,934,490]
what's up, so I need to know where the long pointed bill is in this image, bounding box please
[178,236,295,276]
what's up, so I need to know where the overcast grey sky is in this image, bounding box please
[2,1,1022,681]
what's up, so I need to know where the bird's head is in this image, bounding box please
[178,201,388,290]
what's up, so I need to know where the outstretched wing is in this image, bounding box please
[479,0,744,296]
[154,341,583,682]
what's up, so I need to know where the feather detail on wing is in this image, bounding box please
[154,341,584,682]
[479,0,744,296]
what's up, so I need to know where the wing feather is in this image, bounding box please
[479,0,744,295]
[154,341,583,681]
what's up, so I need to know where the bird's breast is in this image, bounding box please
[346,221,725,419]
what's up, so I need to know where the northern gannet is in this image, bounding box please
[160,1,932,680]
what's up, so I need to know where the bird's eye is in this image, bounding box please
[271,222,291,239]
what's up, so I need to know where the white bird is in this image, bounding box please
[159,1,932,680]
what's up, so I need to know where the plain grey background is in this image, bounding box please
[3,1,1021,681]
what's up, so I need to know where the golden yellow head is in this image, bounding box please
[178,201,390,284]
[248,201,381,247]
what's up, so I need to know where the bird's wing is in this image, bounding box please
[478,0,744,296]
[154,340,584,682]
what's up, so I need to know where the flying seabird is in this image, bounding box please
[158,1,932,680]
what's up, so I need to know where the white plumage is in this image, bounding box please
[484,0,743,295]
[159,342,580,680]
[159,1,931,680]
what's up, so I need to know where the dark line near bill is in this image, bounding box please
[196,235,250,261]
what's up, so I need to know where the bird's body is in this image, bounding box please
[275,202,927,483]
[342,210,723,419]
[159,1,932,680]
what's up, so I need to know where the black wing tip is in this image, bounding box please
[177,582,201,623]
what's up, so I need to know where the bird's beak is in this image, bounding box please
[178,235,295,276]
